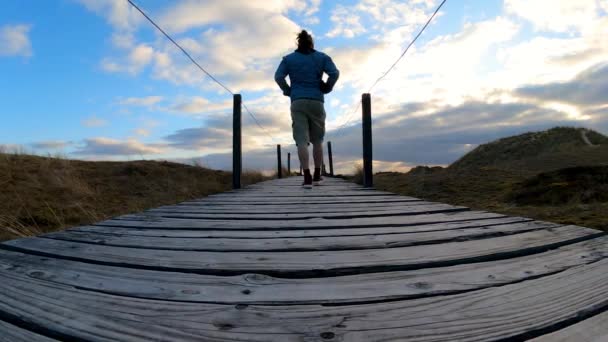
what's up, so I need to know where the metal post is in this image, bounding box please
[362,93,373,187]
[232,94,242,189]
[277,144,282,179]
[287,153,291,176]
[327,141,334,176]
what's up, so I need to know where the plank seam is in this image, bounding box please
[122,207,470,221]
[494,297,608,342]
[93,214,508,231]
[177,199,421,206]
[1,232,604,279]
[68,218,536,239]
[52,257,606,306]
[0,311,80,342]
[41,225,562,252]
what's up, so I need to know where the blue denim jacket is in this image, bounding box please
[274,49,340,103]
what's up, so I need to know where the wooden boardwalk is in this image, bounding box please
[0,177,607,341]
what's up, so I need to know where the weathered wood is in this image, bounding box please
[1,235,607,306]
[44,221,560,252]
[179,197,420,205]
[362,93,373,188]
[97,211,505,230]
[327,141,334,176]
[75,216,531,239]
[530,310,608,342]
[232,94,242,189]
[208,191,397,197]
[277,144,282,179]
[122,203,468,221]
[150,201,430,214]
[1,258,608,341]
[0,320,57,342]
[3,225,600,276]
[0,176,605,340]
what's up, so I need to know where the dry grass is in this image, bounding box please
[368,127,608,232]
[0,153,269,241]
[374,169,608,232]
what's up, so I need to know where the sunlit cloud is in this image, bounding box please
[0,24,32,57]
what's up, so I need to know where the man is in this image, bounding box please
[274,30,340,188]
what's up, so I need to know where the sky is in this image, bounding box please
[1,0,607,174]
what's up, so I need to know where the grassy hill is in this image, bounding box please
[373,127,608,231]
[0,153,267,241]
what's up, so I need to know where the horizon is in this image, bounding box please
[1,0,607,174]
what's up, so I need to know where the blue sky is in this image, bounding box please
[1,0,607,173]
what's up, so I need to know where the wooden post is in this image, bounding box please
[232,94,242,189]
[327,141,334,176]
[277,144,282,179]
[287,153,291,176]
[362,93,373,188]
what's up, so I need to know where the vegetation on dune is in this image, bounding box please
[0,153,268,241]
[369,127,608,232]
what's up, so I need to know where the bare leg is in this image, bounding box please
[298,144,309,171]
[312,142,323,169]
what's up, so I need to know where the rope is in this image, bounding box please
[333,0,448,138]
[127,0,282,145]
[126,0,234,95]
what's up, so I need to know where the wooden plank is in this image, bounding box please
[188,194,413,201]
[0,258,608,341]
[223,189,380,195]
[530,310,608,342]
[181,197,419,205]
[75,216,531,238]
[45,221,562,252]
[121,203,468,221]
[1,235,606,305]
[150,201,429,214]
[2,225,601,276]
[174,199,422,208]
[97,211,505,230]
[0,320,57,342]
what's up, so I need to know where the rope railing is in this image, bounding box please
[332,0,447,139]
[127,0,293,187]
[128,0,448,187]
[127,0,283,144]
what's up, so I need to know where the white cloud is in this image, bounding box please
[102,43,154,75]
[118,96,163,107]
[0,24,32,57]
[73,137,165,156]
[86,0,303,92]
[133,128,150,137]
[326,5,366,38]
[505,0,601,32]
[31,140,72,150]
[82,116,108,128]
[76,0,141,32]
[326,0,441,40]
[170,97,232,115]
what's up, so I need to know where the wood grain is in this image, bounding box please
[45,221,563,251]
[2,225,600,276]
[0,257,608,341]
[0,235,605,305]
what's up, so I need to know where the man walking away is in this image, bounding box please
[275,30,340,189]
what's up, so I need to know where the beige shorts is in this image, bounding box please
[290,99,326,146]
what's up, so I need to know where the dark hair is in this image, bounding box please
[297,30,314,51]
